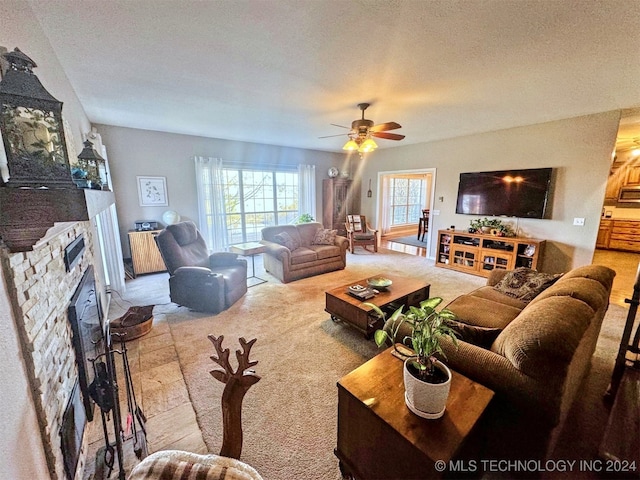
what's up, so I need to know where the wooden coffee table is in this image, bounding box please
[335,347,494,479]
[325,274,430,338]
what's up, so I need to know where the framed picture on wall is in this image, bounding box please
[137,176,168,206]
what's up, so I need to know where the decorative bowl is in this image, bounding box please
[367,277,392,290]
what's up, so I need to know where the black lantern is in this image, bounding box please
[76,139,109,190]
[0,48,75,188]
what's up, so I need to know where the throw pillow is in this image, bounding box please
[445,319,502,349]
[273,231,299,251]
[312,228,337,245]
[494,267,562,303]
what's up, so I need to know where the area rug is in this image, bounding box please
[158,249,626,480]
[389,235,428,248]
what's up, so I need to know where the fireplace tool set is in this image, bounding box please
[89,330,147,479]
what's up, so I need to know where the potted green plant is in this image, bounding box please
[366,298,459,418]
[294,213,314,224]
[468,217,515,237]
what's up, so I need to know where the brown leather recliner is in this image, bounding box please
[155,221,247,313]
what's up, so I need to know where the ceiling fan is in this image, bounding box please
[320,103,405,153]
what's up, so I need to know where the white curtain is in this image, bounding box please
[380,175,393,235]
[194,156,228,252]
[298,164,316,222]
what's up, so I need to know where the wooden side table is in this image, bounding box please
[229,242,267,286]
[128,230,166,277]
[335,348,494,479]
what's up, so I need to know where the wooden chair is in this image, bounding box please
[417,209,430,242]
[345,214,378,253]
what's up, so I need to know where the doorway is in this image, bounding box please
[377,168,436,258]
[594,108,640,300]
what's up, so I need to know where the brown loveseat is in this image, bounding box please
[389,264,616,460]
[260,222,348,283]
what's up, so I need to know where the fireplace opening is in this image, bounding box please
[68,265,104,421]
[59,380,86,480]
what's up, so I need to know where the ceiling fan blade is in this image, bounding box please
[330,123,350,129]
[371,122,402,132]
[372,132,405,141]
[318,133,349,139]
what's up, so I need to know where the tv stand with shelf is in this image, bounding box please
[436,230,545,277]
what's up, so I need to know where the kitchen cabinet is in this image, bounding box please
[604,163,625,204]
[604,160,640,204]
[596,219,613,249]
[607,220,640,253]
[624,164,640,187]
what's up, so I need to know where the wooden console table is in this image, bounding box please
[435,230,545,278]
[335,348,494,479]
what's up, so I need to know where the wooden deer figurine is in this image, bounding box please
[208,335,260,459]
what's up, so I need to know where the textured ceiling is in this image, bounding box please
[28,0,640,153]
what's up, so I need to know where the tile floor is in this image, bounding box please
[84,277,207,479]
[83,239,639,478]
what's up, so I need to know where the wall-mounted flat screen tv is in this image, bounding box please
[455,167,553,219]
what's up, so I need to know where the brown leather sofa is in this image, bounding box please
[155,222,247,313]
[260,222,348,283]
[388,264,616,460]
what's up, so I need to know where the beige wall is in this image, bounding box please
[100,111,620,273]
[356,111,620,272]
[0,1,93,478]
[96,124,344,257]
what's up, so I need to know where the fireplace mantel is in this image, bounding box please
[0,188,115,252]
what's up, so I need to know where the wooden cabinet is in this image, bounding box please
[436,230,545,277]
[604,162,625,204]
[604,160,640,204]
[596,219,613,249]
[322,178,360,236]
[624,165,640,187]
[128,230,166,276]
[608,220,640,252]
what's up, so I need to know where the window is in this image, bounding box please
[221,167,299,244]
[389,176,424,226]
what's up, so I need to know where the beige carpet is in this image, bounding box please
[153,248,626,480]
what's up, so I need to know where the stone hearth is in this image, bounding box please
[0,221,98,480]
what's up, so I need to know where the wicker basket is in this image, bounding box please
[110,305,154,342]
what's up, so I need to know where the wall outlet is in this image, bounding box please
[573,217,585,226]
[432,209,440,215]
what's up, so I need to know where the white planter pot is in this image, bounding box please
[403,358,452,419]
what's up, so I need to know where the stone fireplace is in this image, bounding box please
[0,221,100,480]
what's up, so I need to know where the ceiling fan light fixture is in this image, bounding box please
[358,138,378,153]
[342,139,359,151]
